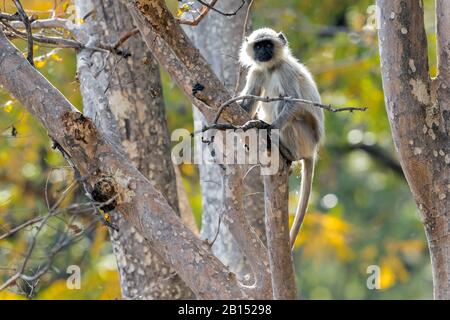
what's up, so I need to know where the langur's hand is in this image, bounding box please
[241,120,273,132]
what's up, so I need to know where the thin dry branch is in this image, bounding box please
[213,95,367,124]
[196,0,245,17]
[0,180,78,291]
[0,12,21,21]
[177,0,218,26]
[12,0,33,66]
[177,0,245,26]
[8,17,78,31]
[1,20,133,58]
[0,203,93,241]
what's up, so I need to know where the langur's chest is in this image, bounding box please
[262,72,285,96]
[256,72,285,123]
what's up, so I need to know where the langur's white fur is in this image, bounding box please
[240,28,325,248]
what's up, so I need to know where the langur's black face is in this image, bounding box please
[253,40,275,62]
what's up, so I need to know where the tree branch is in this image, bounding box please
[0,28,248,299]
[195,0,245,17]
[213,95,367,124]
[222,165,272,297]
[263,158,297,299]
[7,17,78,32]
[377,0,450,300]
[176,0,218,26]
[377,0,432,210]
[1,17,132,58]
[0,12,21,21]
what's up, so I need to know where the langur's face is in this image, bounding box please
[253,40,275,62]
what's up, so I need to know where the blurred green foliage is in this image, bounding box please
[0,0,437,299]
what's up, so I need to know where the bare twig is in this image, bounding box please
[206,211,222,248]
[0,203,93,241]
[177,0,245,25]
[112,28,139,50]
[1,21,131,58]
[177,0,218,26]
[8,17,78,32]
[2,21,82,49]
[213,94,367,124]
[12,0,34,66]
[14,219,97,290]
[196,0,245,17]
[0,179,77,291]
[0,12,20,21]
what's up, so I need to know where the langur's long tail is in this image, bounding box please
[290,157,314,249]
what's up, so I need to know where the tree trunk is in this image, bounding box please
[377,0,450,299]
[74,0,194,299]
[183,0,267,278]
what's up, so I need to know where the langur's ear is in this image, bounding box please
[277,32,287,45]
[245,36,249,42]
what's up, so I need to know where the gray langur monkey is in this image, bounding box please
[239,28,325,248]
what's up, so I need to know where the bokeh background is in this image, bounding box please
[0,0,437,299]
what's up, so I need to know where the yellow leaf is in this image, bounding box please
[4,100,13,113]
[51,53,63,62]
[380,255,410,289]
[181,163,195,176]
[380,264,396,289]
[62,2,70,12]
[35,60,47,69]
[0,291,25,300]
[177,3,190,17]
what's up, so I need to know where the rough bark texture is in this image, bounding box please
[223,165,271,298]
[74,0,194,299]
[263,159,297,299]
[377,0,450,299]
[0,29,248,299]
[183,0,267,277]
